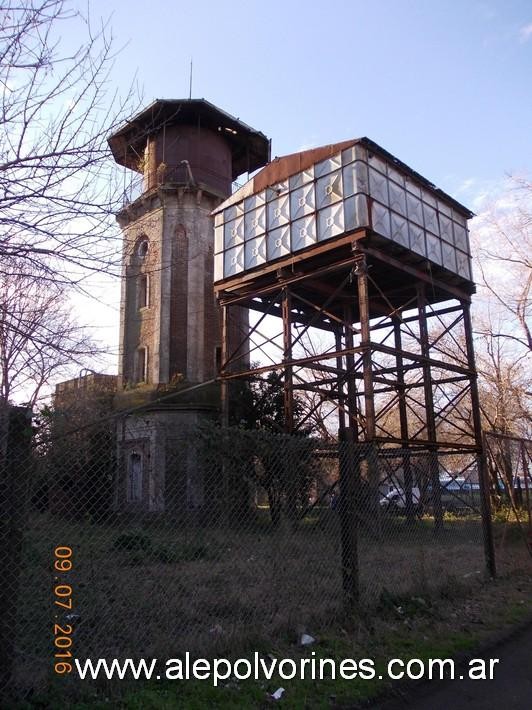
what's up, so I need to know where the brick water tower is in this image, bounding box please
[108,99,269,513]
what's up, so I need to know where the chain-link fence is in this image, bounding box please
[2,403,527,700]
[484,432,532,573]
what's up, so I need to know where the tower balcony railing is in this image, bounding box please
[121,163,236,207]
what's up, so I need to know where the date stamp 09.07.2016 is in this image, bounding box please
[52,546,74,675]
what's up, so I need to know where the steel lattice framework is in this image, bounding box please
[216,233,496,601]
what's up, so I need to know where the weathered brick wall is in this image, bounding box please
[119,203,164,386]
[118,187,248,389]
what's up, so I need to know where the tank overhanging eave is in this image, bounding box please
[214,137,473,220]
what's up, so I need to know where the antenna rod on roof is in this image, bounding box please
[189,58,193,100]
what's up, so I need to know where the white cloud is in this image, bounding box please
[519,23,532,42]
[446,176,505,212]
[454,177,476,195]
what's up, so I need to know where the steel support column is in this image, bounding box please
[335,325,346,436]
[417,284,443,533]
[282,288,294,434]
[282,288,298,522]
[394,317,415,522]
[339,303,360,607]
[220,303,230,526]
[355,255,375,441]
[220,303,229,428]
[355,253,380,533]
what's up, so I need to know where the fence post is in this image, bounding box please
[341,299,360,608]
[462,300,496,577]
[0,406,32,691]
[339,427,359,608]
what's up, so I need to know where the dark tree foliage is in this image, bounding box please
[35,395,116,520]
[201,372,318,527]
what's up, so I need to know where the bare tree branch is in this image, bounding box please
[471,178,532,357]
[0,0,140,286]
[0,260,103,406]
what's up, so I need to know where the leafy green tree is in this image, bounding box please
[201,373,318,527]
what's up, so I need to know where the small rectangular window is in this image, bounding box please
[139,274,149,308]
[127,452,143,502]
[136,347,148,383]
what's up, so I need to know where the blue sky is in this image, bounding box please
[83,0,532,204]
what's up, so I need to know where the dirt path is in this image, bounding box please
[373,621,532,710]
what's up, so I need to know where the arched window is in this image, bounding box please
[138,273,149,308]
[137,237,149,258]
[136,346,148,383]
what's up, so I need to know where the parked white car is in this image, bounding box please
[379,486,421,512]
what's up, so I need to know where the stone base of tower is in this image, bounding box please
[114,403,217,519]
